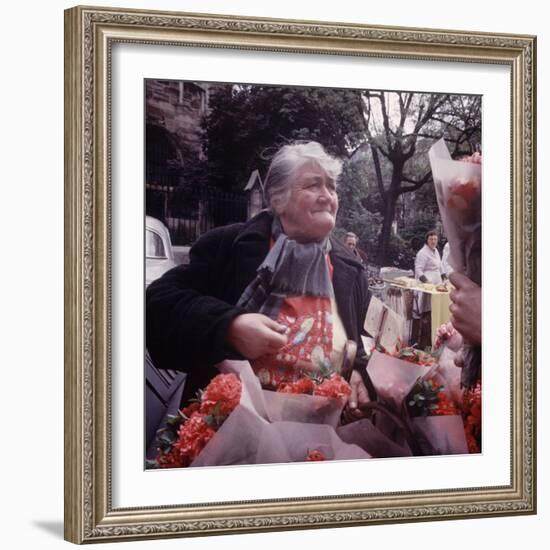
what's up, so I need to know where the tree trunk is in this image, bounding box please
[376,192,399,266]
[376,166,403,266]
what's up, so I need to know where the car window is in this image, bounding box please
[146,229,167,258]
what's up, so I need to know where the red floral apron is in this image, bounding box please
[251,257,335,389]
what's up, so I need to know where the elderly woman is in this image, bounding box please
[146,141,375,416]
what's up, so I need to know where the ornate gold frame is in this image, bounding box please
[64,5,537,544]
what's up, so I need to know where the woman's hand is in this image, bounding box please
[341,370,371,424]
[225,313,288,359]
[449,272,482,345]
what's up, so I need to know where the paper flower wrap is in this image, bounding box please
[429,138,482,284]
[429,138,482,387]
[366,350,468,455]
[156,360,375,468]
[366,350,433,410]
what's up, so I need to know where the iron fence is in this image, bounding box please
[146,172,249,246]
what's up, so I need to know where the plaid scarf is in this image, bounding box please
[237,217,334,319]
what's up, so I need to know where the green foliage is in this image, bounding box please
[203,401,228,429]
[202,85,366,192]
[186,85,481,267]
[145,459,160,469]
[335,157,380,261]
[407,378,444,417]
[387,234,416,269]
[308,364,339,384]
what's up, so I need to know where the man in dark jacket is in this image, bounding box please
[343,231,369,267]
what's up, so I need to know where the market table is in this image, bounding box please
[373,278,452,347]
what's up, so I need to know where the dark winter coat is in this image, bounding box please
[146,211,375,403]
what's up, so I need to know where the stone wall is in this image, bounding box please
[145,79,212,164]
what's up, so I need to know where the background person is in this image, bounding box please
[343,231,368,267]
[412,230,445,346]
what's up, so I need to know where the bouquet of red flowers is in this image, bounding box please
[462,380,482,453]
[405,371,481,455]
[150,361,372,468]
[366,345,472,455]
[429,139,481,283]
[259,366,352,429]
[366,349,434,409]
[277,366,352,398]
[152,373,242,468]
[406,377,459,417]
[429,138,482,388]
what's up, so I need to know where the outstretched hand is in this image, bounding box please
[449,272,482,346]
[341,370,371,424]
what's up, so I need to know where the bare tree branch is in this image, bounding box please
[375,92,394,147]
[370,144,387,207]
[401,171,432,191]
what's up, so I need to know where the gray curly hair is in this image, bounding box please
[263,141,343,214]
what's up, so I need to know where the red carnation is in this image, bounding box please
[433,391,459,416]
[199,373,242,417]
[306,449,326,461]
[462,381,482,453]
[460,152,482,164]
[277,377,315,395]
[174,412,216,463]
[313,374,352,399]
[156,447,189,469]
[180,401,200,418]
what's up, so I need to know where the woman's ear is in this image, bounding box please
[270,193,289,216]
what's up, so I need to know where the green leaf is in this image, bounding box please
[203,414,215,427]
[211,401,222,417]
[159,433,175,446]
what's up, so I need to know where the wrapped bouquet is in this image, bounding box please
[149,361,373,468]
[429,139,481,283]
[429,138,482,387]
[366,342,475,455]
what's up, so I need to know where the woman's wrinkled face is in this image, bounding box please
[279,163,338,242]
[427,235,439,250]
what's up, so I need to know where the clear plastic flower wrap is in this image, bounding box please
[254,421,371,464]
[262,388,344,428]
[336,418,412,458]
[366,350,432,409]
[154,357,472,467]
[410,416,468,455]
[435,347,463,405]
[364,349,469,455]
[404,363,469,455]
[429,138,482,387]
[429,138,482,283]
[185,360,366,467]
